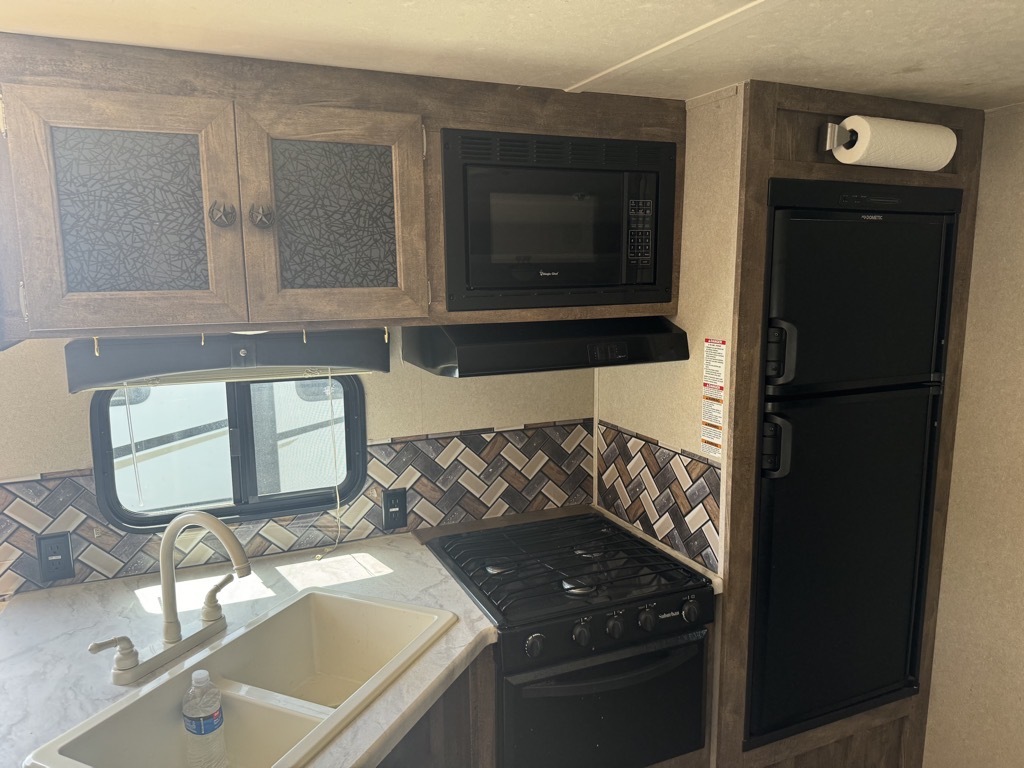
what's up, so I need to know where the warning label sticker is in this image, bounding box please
[701,338,727,458]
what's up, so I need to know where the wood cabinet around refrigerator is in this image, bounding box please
[2,85,427,334]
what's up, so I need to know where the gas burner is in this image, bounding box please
[430,513,712,627]
[485,559,518,576]
[562,577,597,595]
[573,543,606,559]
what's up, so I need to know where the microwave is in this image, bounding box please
[441,129,676,311]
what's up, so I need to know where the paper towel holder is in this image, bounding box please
[821,122,859,152]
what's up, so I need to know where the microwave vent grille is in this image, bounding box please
[458,136,498,161]
[496,136,532,163]
[454,133,670,169]
[637,146,667,166]
[534,139,571,164]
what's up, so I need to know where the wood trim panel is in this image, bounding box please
[1,84,249,330]
[744,699,915,768]
[716,79,779,768]
[379,644,497,768]
[235,102,428,321]
[0,33,684,143]
[763,717,907,768]
[0,132,28,344]
[903,101,985,768]
[714,80,985,768]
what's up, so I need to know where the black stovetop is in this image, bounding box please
[428,512,711,628]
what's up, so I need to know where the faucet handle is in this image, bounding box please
[89,635,140,671]
[201,573,235,623]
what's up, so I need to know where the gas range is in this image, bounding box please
[427,512,715,674]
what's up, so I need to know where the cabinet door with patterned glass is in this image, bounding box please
[2,85,247,331]
[235,103,427,322]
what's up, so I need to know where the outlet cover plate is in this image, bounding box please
[36,531,76,581]
[382,488,408,530]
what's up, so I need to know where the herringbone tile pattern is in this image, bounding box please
[596,421,721,572]
[0,421,594,599]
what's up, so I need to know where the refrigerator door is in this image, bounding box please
[747,387,939,745]
[765,209,953,396]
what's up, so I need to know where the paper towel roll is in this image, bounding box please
[831,115,957,172]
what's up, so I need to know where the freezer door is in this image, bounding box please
[766,209,953,395]
[747,387,939,745]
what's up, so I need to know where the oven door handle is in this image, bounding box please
[520,643,701,699]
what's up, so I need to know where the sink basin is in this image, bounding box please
[213,590,449,709]
[25,589,457,768]
[58,682,321,768]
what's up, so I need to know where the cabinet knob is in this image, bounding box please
[208,201,237,227]
[249,204,275,229]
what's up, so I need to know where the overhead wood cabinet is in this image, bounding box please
[234,103,427,323]
[2,85,427,333]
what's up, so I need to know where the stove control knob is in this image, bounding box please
[605,616,625,639]
[524,633,546,659]
[572,623,592,648]
[682,600,701,624]
[638,609,657,633]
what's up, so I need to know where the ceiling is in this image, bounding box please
[2,0,1022,111]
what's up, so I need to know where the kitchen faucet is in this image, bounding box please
[89,510,252,685]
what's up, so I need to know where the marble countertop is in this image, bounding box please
[0,532,497,768]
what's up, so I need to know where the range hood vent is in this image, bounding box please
[402,317,688,378]
[65,329,390,392]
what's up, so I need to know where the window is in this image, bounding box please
[90,376,366,532]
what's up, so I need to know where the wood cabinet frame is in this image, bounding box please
[235,103,427,322]
[0,33,684,339]
[2,85,248,331]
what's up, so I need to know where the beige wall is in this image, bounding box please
[363,328,594,441]
[0,338,93,479]
[597,85,742,457]
[0,329,593,482]
[924,105,1024,767]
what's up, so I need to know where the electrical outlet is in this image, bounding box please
[36,532,75,582]
[382,488,408,531]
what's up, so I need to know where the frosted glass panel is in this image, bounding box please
[272,139,397,289]
[51,127,209,292]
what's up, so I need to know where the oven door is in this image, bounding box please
[501,630,706,768]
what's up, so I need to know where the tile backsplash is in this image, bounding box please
[0,420,594,600]
[596,420,721,572]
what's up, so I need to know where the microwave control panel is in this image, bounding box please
[627,198,655,282]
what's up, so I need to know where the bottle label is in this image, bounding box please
[184,708,223,735]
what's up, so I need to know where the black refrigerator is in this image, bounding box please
[745,179,962,748]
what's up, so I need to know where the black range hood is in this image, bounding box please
[402,317,688,378]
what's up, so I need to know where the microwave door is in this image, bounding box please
[465,167,625,289]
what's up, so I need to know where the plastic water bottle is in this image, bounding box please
[182,669,230,768]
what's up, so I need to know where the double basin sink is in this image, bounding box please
[25,589,457,767]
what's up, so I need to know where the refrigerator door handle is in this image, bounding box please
[765,319,798,385]
[761,415,793,479]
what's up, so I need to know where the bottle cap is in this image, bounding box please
[191,669,211,686]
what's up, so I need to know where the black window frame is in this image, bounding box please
[90,375,367,533]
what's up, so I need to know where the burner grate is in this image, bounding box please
[433,514,709,625]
